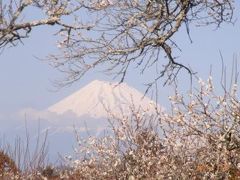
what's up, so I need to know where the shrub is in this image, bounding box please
[66,74,240,179]
[0,150,19,178]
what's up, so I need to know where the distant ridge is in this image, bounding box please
[48,80,161,118]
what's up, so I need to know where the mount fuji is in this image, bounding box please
[1,80,161,161]
[48,80,160,118]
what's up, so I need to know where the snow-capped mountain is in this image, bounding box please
[1,80,162,162]
[48,80,160,118]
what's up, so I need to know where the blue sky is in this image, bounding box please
[0,2,240,162]
[0,3,240,113]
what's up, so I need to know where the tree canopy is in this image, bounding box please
[0,0,235,86]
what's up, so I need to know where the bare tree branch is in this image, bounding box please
[0,0,235,88]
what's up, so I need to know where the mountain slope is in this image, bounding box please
[48,80,160,118]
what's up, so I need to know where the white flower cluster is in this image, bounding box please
[63,75,240,179]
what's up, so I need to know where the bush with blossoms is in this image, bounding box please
[64,75,240,180]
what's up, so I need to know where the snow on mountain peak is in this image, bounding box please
[48,80,160,118]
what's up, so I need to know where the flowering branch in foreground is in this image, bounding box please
[0,0,235,86]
